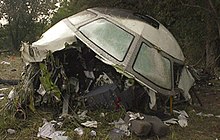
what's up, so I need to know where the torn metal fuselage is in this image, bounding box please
[20,8,194,113]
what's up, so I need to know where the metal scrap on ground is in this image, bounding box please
[37,119,66,139]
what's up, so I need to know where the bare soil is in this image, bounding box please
[0,52,23,88]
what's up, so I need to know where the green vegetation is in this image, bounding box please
[0,0,57,50]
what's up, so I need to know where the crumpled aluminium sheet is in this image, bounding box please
[81,121,98,128]
[21,20,77,64]
[37,120,65,139]
[164,110,189,127]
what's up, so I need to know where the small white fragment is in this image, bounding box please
[100,112,105,117]
[50,131,66,138]
[173,110,189,118]
[196,112,202,116]
[163,118,178,126]
[37,121,55,138]
[178,118,188,127]
[7,129,16,134]
[84,71,95,79]
[109,118,130,136]
[196,112,214,117]
[37,84,46,96]
[90,130,96,137]
[148,89,156,109]
[0,88,8,91]
[8,88,17,100]
[57,122,63,127]
[37,119,65,139]
[74,127,84,136]
[78,110,88,120]
[50,120,57,124]
[173,110,189,127]
[127,111,144,121]
[81,121,98,128]
[52,136,69,140]
[204,114,214,117]
[1,61,10,65]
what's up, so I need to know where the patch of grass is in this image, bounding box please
[166,107,220,140]
[0,101,220,140]
[0,94,53,140]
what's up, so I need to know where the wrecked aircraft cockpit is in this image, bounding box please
[20,8,195,115]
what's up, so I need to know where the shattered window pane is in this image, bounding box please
[68,10,96,25]
[133,43,172,89]
[79,19,134,61]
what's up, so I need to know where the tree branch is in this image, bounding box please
[181,0,220,37]
[207,0,220,37]
[207,0,218,16]
[180,1,211,13]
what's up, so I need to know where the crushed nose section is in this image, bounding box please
[18,8,196,120]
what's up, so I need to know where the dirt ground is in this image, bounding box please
[0,53,220,140]
[0,52,23,88]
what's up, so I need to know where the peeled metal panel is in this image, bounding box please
[22,20,77,62]
[178,67,195,100]
[32,20,76,52]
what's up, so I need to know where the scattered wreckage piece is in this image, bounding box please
[1,61,10,65]
[7,128,16,135]
[163,110,189,128]
[0,87,9,91]
[109,111,169,138]
[74,128,97,138]
[124,112,169,137]
[81,120,98,128]
[196,112,220,118]
[109,118,130,139]
[90,130,97,137]
[37,119,66,139]
[52,136,69,140]
[74,127,84,137]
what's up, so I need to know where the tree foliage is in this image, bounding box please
[0,0,57,50]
